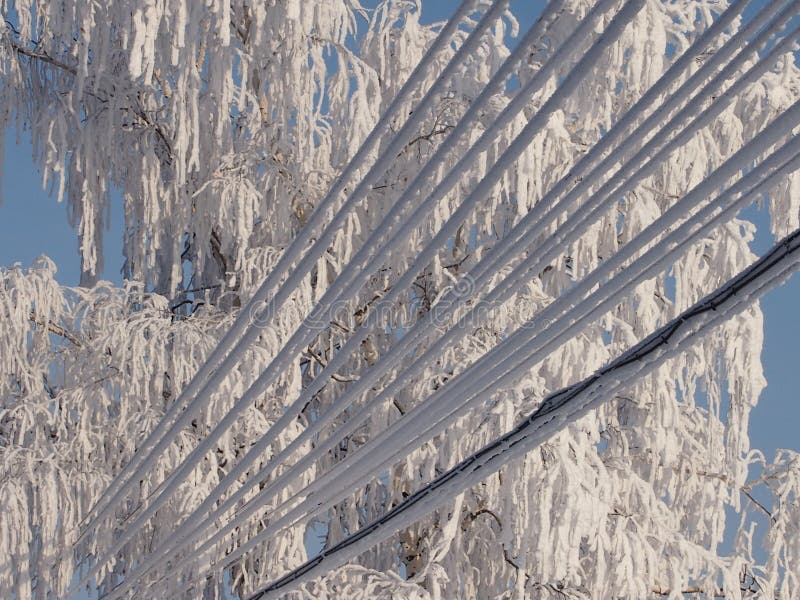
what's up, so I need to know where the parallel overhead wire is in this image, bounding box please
[109,0,764,583]
[247,224,800,599]
[96,0,649,594]
[117,2,796,589]
[142,106,800,596]
[89,0,637,593]
[77,0,496,540]
[80,0,800,596]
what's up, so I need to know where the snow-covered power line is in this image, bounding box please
[95,1,800,592]
[82,0,638,590]
[116,2,792,587]
[245,225,800,600]
[138,105,800,596]
[5,0,800,596]
[96,0,628,585]
[86,0,576,592]
[112,2,768,587]
[76,0,501,540]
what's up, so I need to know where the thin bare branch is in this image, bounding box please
[29,311,82,346]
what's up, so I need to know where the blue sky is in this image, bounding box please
[0,0,795,477]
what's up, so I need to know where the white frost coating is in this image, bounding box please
[156,111,800,592]
[252,238,800,599]
[105,0,625,587]
[160,0,774,582]
[131,4,792,582]
[76,0,494,543]
[98,0,584,590]
[2,0,800,598]
[69,5,518,589]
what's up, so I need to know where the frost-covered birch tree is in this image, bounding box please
[1,0,800,598]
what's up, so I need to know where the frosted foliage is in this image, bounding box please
[0,0,799,599]
[0,261,314,599]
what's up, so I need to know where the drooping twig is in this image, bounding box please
[8,35,174,161]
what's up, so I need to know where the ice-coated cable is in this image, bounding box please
[247,226,800,599]
[72,1,523,587]
[87,0,633,593]
[128,0,783,579]
[97,0,632,592]
[76,0,493,539]
[160,110,800,589]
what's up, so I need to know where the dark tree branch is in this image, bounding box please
[29,311,82,346]
[9,39,77,75]
[306,346,357,383]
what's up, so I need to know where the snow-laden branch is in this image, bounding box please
[479,0,799,306]
[28,311,82,347]
[8,39,78,75]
